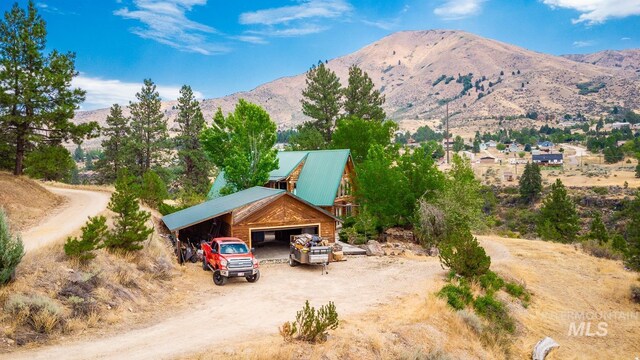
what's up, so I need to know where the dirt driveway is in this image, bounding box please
[20,186,111,252]
[5,255,444,360]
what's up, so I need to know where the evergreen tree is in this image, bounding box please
[0,208,24,285]
[586,212,608,244]
[103,172,153,252]
[201,99,279,194]
[519,162,542,204]
[24,145,75,182]
[635,162,640,178]
[452,135,464,152]
[603,144,623,163]
[438,227,491,278]
[128,79,168,176]
[138,170,168,209]
[537,179,580,243]
[288,122,327,150]
[342,65,386,122]
[0,1,97,175]
[300,62,342,142]
[64,216,107,263]
[175,85,211,194]
[96,104,130,183]
[73,145,85,162]
[472,139,480,153]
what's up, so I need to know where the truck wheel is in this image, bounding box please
[288,255,297,267]
[213,270,227,286]
[246,270,260,283]
[202,258,209,271]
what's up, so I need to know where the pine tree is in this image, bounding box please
[103,172,153,252]
[537,179,580,243]
[452,135,464,152]
[342,65,386,122]
[175,85,211,194]
[472,139,480,153]
[438,227,491,278]
[519,162,542,204]
[73,145,85,162]
[0,1,96,175]
[301,62,342,142]
[129,79,168,176]
[138,170,168,209]
[586,212,608,244]
[0,208,24,285]
[64,216,107,263]
[96,104,130,183]
[201,100,279,194]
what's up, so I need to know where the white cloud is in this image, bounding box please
[114,0,228,55]
[434,0,486,20]
[572,40,595,47]
[239,0,352,26]
[72,75,204,111]
[232,35,268,44]
[238,0,351,39]
[362,19,398,30]
[542,0,640,24]
[621,36,632,40]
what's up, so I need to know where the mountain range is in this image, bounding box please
[73,30,640,141]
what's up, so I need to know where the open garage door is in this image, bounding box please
[251,225,319,260]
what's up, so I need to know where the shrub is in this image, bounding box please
[438,283,473,310]
[582,240,623,260]
[64,216,108,263]
[504,282,530,302]
[0,208,24,285]
[611,234,628,255]
[457,309,483,334]
[631,286,640,304]
[438,228,491,278]
[279,300,339,343]
[5,294,64,334]
[478,271,504,293]
[473,294,515,333]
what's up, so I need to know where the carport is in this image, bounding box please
[162,186,341,256]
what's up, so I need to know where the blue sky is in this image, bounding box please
[3,0,639,110]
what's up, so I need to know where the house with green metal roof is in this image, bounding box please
[161,186,341,249]
[208,149,356,218]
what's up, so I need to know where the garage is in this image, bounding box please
[162,186,340,258]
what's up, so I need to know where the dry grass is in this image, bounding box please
[0,172,64,231]
[0,226,178,350]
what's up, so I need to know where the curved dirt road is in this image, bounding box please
[20,186,111,252]
[3,238,511,360]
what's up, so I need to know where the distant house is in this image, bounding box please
[503,171,514,182]
[479,142,488,151]
[487,140,498,148]
[633,123,640,130]
[531,149,541,155]
[610,122,631,130]
[508,143,520,152]
[479,156,496,164]
[532,153,563,166]
[538,141,554,148]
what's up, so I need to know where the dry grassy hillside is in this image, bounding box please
[0,172,63,232]
[73,30,640,148]
[563,49,640,73]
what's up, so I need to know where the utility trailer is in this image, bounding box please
[288,234,332,274]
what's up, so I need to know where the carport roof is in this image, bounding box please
[162,187,285,232]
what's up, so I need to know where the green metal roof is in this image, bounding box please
[163,187,284,232]
[296,149,350,206]
[268,151,307,181]
[207,149,351,207]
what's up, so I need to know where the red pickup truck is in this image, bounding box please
[201,237,260,286]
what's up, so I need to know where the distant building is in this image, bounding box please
[538,141,554,148]
[503,171,514,182]
[610,122,631,130]
[479,156,496,164]
[508,143,520,152]
[487,140,497,148]
[479,142,488,151]
[532,153,563,166]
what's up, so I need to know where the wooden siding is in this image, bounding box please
[232,194,336,247]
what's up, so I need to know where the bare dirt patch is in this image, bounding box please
[0,172,63,232]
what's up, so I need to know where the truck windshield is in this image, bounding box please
[220,243,249,254]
